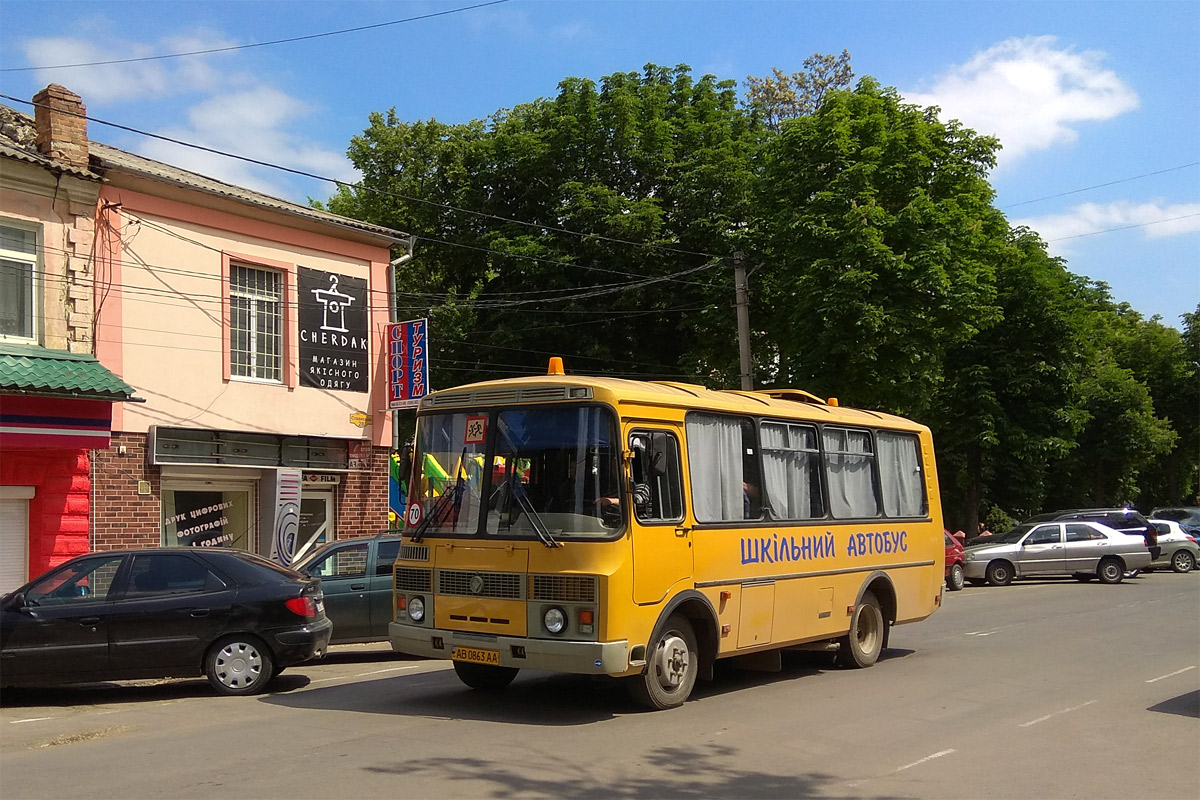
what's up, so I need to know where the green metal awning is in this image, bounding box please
[0,343,139,401]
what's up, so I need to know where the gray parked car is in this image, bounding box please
[1146,519,1199,573]
[964,520,1152,586]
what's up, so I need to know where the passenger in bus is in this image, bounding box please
[743,481,761,519]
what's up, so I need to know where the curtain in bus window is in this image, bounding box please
[823,427,880,518]
[686,415,744,522]
[760,422,820,520]
[877,431,925,517]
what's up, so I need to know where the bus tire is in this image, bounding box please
[836,590,884,669]
[452,661,519,691]
[629,613,698,710]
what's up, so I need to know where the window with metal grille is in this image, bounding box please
[0,223,38,342]
[229,265,282,381]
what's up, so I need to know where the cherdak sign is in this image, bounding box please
[298,267,369,393]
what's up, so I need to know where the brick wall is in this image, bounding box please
[91,432,162,550]
[335,445,390,539]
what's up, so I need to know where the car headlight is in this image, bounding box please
[544,607,566,635]
[408,595,425,623]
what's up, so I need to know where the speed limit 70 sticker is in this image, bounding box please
[406,503,423,526]
[464,415,487,444]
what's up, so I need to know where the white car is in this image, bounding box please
[1146,519,1199,573]
[964,520,1152,586]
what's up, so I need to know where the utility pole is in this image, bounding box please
[733,251,753,390]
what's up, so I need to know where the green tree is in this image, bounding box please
[332,65,762,389]
[753,77,1004,418]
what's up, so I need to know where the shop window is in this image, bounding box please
[162,489,252,550]
[0,223,38,342]
[230,264,283,382]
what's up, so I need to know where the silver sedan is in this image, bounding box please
[964,520,1152,586]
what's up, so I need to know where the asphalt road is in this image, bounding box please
[2,571,1197,799]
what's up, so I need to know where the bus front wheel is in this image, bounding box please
[836,590,884,669]
[630,613,698,710]
[452,661,519,691]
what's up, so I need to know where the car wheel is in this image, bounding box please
[1170,550,1195,574]
[1073,573,1094,582]
[836,590,885,669]
[985,561,1013,586]
[947,563,965,592]
[630,613,699,710]
[1097,557,1125,584]
[205,635,274,696]
[452,661,519,691]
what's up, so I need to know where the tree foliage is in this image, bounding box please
[329,59,1195,525]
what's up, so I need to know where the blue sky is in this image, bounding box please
[2,0,1196,327]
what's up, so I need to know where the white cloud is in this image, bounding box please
[905,36,1139,163]
[139,87,358,198]
[22,31,237,103]
[1014,200,1200,255]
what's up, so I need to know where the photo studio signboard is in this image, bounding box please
[298,267,369,393]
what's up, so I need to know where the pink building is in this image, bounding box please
[3,85,409,582]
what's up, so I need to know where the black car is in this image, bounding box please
[0,548,332,696]
[293,533,401,644]
[1023,508,1161,561]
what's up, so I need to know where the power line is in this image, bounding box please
[0,1,513,73]
[1045,213,1200,243]
[1002,163,1200,209]
[0,94,722,263]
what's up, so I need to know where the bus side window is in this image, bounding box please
[630,431,684,524]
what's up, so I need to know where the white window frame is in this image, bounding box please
[229,264,283,383]
[0,221,41,344]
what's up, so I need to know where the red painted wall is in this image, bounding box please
[0,448,90,581]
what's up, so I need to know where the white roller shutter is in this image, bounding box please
[0,489,33,593]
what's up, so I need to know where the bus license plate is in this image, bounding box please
[452,646,500,665]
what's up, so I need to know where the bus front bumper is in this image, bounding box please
[390,622,631,675]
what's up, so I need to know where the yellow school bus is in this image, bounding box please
[390,361,944,709]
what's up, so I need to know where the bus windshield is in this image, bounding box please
[410,405,623,540]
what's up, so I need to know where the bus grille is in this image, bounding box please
[530,574,596,603]
[395,568,432,592]
[439,570,523,599]
[399,544,429,562]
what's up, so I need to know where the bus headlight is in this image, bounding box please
[544,607,566,635]
[408,596,425,623]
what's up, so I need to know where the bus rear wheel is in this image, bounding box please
[630,613,698,710]
[452,661,519,691]
[836,590,884,669]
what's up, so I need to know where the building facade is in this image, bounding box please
[2,85,407,587]
[0,87,135,591]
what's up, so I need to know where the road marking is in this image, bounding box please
[9,717,55,724]
[1146,665,1196,683]
[307,664,425,684]
[1020,699,1098,727]
[895,749,957,772]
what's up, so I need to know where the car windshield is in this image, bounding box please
[980,524,1035,544]
[408,405,623,540]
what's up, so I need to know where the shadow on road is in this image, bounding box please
[1148,689,1199,719]
[359,743,870,800]
[260,646,916,727]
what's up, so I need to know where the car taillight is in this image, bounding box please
[285,596,317,618]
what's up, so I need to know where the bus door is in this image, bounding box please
[628,428,691,604]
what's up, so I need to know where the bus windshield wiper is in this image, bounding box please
[510,480,559,548]
[411,449,468,544]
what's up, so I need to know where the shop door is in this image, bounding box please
[0,490,32,593]
[293,492,334,564]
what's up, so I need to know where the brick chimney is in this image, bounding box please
[33,84,88,171]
